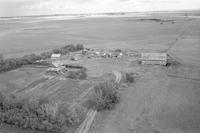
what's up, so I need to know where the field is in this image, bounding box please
[0,66,46,94]
[0,11,200,133]
[0,12,200,67]
[0,65,92,100]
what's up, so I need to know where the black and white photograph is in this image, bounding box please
[0,0,200,133]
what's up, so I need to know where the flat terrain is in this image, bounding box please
[89,63,200,133]
[0,65,92,102]
[0,12,200,133]
[0,13,200,67]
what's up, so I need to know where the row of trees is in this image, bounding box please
[0,44,84,73]
[0,92,86,133]
[52,44,84,55]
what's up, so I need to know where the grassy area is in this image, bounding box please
[0,67,45,94]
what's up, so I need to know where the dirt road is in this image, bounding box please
[112,70,122,83]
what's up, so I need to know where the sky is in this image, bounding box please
[0,0,200,17]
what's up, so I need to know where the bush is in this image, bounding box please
[56,44,84,55]
[65,64,86,70]
[0,91,5,108]
[87,81,120,111]
[52,49,61,54]
[115,49,122,52]
[76,44,84,51]
[21,54,42,64]
[124,73,134,83]
[66,69,87,80]
[0,54,4,61]
[40,51,53,59]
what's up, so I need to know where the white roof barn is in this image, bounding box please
[51,53,62,67]
[52,61,63,68]
[51,54,61,59]
[95,52,100,55]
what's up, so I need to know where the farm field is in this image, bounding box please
[0,11,200,133]
[0,65,92,101]
[0,66,46,94]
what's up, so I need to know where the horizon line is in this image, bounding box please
[0,9,199,18]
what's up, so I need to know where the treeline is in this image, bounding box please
[0,44,84,73]
[0,92,85,133]
[52,44,84,54]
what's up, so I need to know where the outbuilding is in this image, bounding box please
[140,53,167,66]
[51,53,62,67]
[51,53,61,59]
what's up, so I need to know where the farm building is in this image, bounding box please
[51,53,61,59]
[46,66,67,75]
[69,51,82,61]
[111,51,123,58]
[140,53,167,65]
[51,53,63,67]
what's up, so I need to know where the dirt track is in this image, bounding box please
[112,70,122,83]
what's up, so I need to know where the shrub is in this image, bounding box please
[57,44,84,55]
[21,54,42,64]
[65,64,86,70]
[87,81,120,111]
[52,49,61,54]
[124,73,134,83]
[0,54,4,61]
[66,69,87,80]
[0,91,5,108]
[40,51,53,59]
[115,49,122,52]
[75,44,84,51]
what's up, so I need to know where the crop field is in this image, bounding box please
[0,66,92,102]
[0,55,133,102]
[0,66,46,94]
